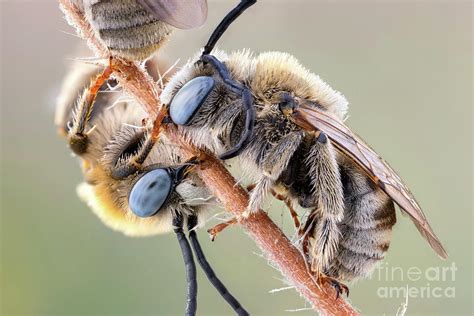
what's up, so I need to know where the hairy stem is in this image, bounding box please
[58,1,359,314]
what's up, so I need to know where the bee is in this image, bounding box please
[83,0,208,61]
[157,0,447,295]
[55,62,249,315]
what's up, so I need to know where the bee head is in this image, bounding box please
[128,163,194,218]
[128,167,175,218]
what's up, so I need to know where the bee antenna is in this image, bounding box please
[172,214,198,316]
[187,216,249,316]
[202,0,257,56]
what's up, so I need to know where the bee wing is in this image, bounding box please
[293,104,448,259]
[137,0,208,29]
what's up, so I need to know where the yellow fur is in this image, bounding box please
[77,166,174,237]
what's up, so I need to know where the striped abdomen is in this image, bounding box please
[86,0,172,60]
[326,157,397,282]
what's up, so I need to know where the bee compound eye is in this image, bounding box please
[129,169,173,217]
[169,76,215,126]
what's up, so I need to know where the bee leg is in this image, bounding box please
[172,213,198,316]
[206,182,256,238]
[305,136,345,275]
[149,104,169,142]
[68,66,113,155]
[245,132,304,215]
[187,216,250,316]
[202,0,257,56]
[172,154,207,182]
[318,275,349,299]
[270,189,300,229]
[210,183,285,233]
[299,210,317,258]
[244,177,272,217]
[207,218,238,241]
[245,183,256,191]
[110,133,156,179]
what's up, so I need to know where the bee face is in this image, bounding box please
[163,51,349,160]
[162,51,253,155]
[70,103,163,235]
[129,168,174,217]
[76,103,213,236]
[56,60,213,236]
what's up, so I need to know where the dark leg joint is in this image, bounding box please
[330,278,349,299]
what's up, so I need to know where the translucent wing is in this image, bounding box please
[292,103,448,259]
[138,0,208,29]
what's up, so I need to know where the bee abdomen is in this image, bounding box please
[328,161,397,281]
[87,0,172,60]
[328,220,394,281]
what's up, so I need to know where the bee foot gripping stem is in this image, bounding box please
[207,217,238,241]
[318,275,349,299]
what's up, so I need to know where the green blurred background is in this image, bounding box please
[1,1,472,315]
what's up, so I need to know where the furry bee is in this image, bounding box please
[82,0,208,61]
[158,2,448,293]
[55,62,249,315]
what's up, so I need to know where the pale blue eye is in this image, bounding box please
[169,76,215,125]
[129,169,173,217]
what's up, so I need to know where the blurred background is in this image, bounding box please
[1,0,472,315]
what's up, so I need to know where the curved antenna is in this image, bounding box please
[200,54,255,160]
[202,0,257,55]
[173,214,198,316]
[218,88,254,160]
[187,217,249,316]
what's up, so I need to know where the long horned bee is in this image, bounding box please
[157,0,447,295]
[82,0,208,61]
[55,61,249,315]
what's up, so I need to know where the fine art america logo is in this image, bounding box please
[373,262,457,299]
